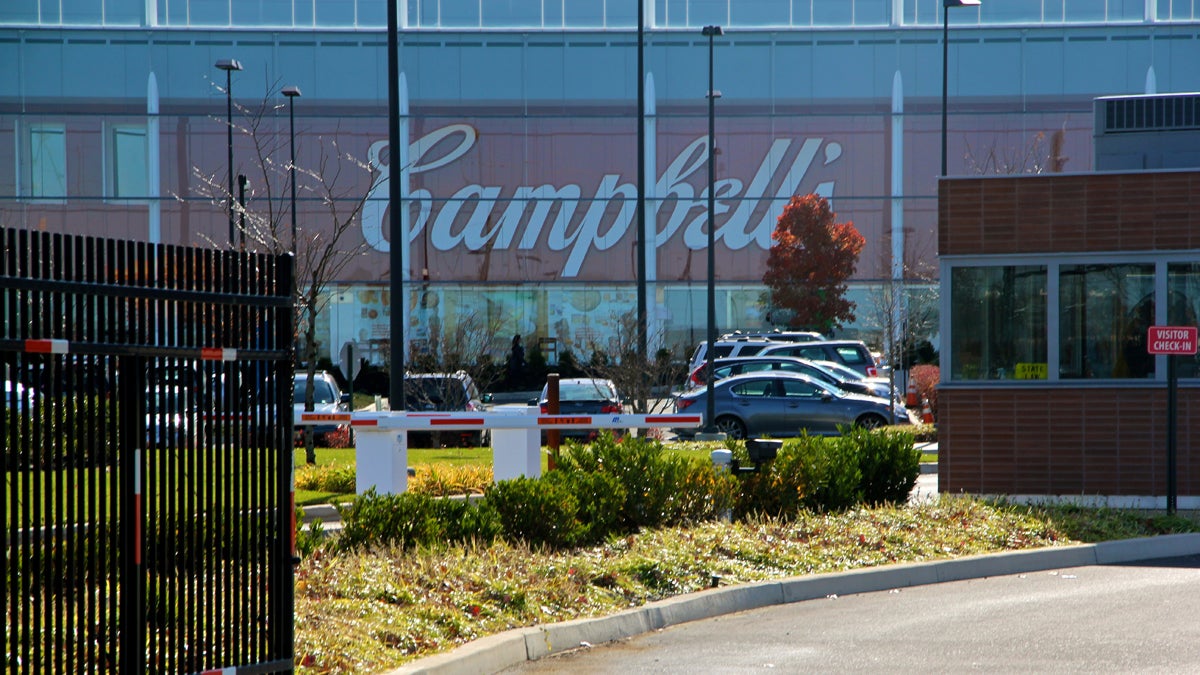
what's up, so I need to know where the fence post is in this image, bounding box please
[118,354,147,674]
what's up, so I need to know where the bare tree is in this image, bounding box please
[578,310,684,431]
[190,83,376,464]
[963,125,1070,175]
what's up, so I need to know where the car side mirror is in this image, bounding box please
[482,393,494,403]
[340,393,351,404]
[821,393,833,403]
[526,398,538,406]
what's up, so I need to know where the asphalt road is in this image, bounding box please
[503,555,1200,674]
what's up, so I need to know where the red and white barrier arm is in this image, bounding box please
[296,411,703,431]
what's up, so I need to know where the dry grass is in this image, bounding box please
[291,498,1200,673]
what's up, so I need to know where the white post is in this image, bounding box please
[490,406,541,481]
[355,428,409,495]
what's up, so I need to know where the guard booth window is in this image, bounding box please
[1059,263,1155,379]
[949,265,1047,380]
[1168,263,1200,377]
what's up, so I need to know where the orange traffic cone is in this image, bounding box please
[920,398,934,425]
[905,380,918,408]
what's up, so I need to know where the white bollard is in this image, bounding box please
[490,406,541,482]
[355,428,409,495]
[710,448,733,522]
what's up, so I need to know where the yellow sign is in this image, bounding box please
[1014,363,1048,380]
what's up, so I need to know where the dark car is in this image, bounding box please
[686,355,893,401]
[672,371,912,440]
[402,371,490,447]
[758,340,883,377]
[533,377,623,441]
[293,371,351,445]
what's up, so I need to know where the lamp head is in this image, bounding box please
[944,0,981,6]
[701,25,723,37]
[282,85,302,98]
[215,59,243,72]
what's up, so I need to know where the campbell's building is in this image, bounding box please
[3,1,1199,365]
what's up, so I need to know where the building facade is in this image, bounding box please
[939,168,1200,507]
[3,0,1199,365]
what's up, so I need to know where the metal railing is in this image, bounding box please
[2,229,296,674]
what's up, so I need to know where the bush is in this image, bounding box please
[295,464,357,493]
[790,434,862,513]
[910,364,940,419]
[557,432,727,529]
[484,474,592,549]
[845,426,921,506]
[334,489,499,552]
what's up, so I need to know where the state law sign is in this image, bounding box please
[1147,326,1199,355]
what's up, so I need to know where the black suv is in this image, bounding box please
[402,371,491,447]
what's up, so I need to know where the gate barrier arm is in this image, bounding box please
[297,409,704,495]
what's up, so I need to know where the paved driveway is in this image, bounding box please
[505,555,1200,673]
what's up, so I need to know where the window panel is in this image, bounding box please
[357,0,385,26]
[105,0,144,24]
[853,0,889,25]
[1059,263,1154,379]
[315,0,357,26]
[1167,263,1200,377]
[482,0,542,27]
[29,124,67,199]
[688,0,727,27]
[112,126,148,200]
[730,0,790,26]
[62,0,103,24]
[950,266,1047,381]
[606,0,637,27]
[189,0,231,26]
[813,1,853,26]
[565,0,604,27]
[1063,0,1107,22]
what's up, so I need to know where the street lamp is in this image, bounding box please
[282,85,302,255]
[702,24,723,436]
[215,58,243,247]
[941,0,980,176]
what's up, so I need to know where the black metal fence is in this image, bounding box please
[2,229,295,673]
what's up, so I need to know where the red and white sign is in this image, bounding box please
[1147,326,1199,355]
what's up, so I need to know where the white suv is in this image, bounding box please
[687,338,775,373]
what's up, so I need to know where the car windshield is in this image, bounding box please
[404,378,467,407]
[556,381,616,401]
[294,378,336,404]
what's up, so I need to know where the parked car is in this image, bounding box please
[402,371,490,447]
[672,371,912,440]
[719,330,825,343]
[810,359,901,403]
[758,340,883,377]
[686,355,892,401]
[687,337,776,372]
[147,384,199,448]
[533,377,624,441]
[3,379,37,413]
[293,371,351,445]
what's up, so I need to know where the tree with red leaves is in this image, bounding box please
[763,194,865,334]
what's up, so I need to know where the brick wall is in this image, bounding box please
[939,386,1199,497]
[939,170,1200,257]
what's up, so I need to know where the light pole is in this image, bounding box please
[236,174,248,249]
[282,85,302,255]
[215,59,243,247]
[702,25,723,436]
[941,0,980,176]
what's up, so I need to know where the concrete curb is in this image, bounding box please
[386,533,1200,675]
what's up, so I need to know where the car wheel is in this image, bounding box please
[714,415,747,440]
[855,413,888,430]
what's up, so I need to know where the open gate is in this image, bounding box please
[2,229,295,673]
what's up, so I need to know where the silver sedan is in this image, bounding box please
[672,371,912,440]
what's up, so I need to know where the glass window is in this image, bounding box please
[730,0,789,26]
[565,0,604,26]
[111,125,147,200]
[990,0,1045,23]
[1059,263,1154,379]
[28,124,67,199]
[1062,0,1106,22]
[780,378,825,398]
[1168,263,1200,377]
[357,0,385,26]
[687,0,727,27]
[105,0,144,24]
[950,266,1047,381]
[315,0,357,26]
[731,378,774,397]
[62,0,103,24]
[189,0,230,25]
[853,0,889,25]
[813,1,853,26]
[481,0,541,27]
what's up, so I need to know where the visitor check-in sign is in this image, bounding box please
[1148,326,1199,355]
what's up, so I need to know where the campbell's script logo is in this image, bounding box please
[362,124,841,278]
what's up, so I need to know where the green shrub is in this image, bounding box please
[295,464,357,493]
[557,433,723,530]
[733,439,809,520]
[850,426,921,506]
[791,434,862,512]
[484,475,588,549]
[334,489,498,552]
